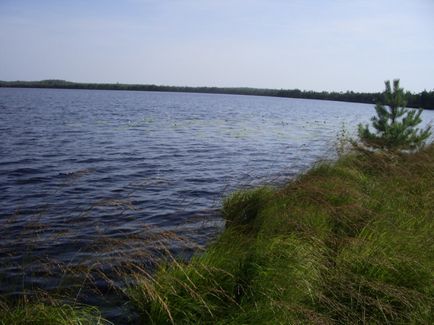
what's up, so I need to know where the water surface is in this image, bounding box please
[1,88,432,318]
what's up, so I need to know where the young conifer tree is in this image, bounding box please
[358,79,431,150]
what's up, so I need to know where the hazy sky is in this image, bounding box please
[0,0,433,92]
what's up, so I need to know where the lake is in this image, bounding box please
[0,88,432,318]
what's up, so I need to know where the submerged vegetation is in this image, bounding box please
[1,79,434,109]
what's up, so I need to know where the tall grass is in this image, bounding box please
[0,299,110,325]
[0,220,197,324]
[1,145,433,324]
[0,169,204,324]
[127,144,434,324]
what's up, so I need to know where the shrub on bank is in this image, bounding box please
[358,79,431,150]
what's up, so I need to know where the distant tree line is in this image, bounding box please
[1,79,433,110]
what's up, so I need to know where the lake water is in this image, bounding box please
[1,88,432,318]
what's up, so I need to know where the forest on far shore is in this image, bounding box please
[1,79,433,110]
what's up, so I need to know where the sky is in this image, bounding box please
[0,0,433,92]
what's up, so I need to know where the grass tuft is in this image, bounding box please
[127,144,434,324]
[0,299,111,325]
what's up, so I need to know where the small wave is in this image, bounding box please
[8,167,42,176]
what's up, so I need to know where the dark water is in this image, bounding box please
[1,88,432,319]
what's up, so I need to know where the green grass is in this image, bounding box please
[127,144,434,324]
[0,300,110,325]
[1,145,433,324]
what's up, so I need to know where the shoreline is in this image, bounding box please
[1,144,433,324]
[1,80,433,110]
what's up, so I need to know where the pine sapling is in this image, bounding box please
[358,79,431,150]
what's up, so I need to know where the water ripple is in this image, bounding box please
[1,88,433,318]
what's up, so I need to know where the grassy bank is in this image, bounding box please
[127,144,434,324]
[1,145,433,324]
